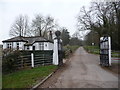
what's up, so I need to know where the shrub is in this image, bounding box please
[63,45,79,58]
[2,50,21,73]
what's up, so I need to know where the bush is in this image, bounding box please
[63,45,79,58]
[2,50,21,73]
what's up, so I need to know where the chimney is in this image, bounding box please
[49,31,52,40]
[39,30,42,36]
[38,27,42,36]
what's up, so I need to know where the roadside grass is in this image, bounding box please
[63,45,79,58]
[83,46,120,57]
[111,51,120,57]
[2,65,57,88]
[83,46,100,54]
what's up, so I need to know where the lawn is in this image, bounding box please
[2,65,57,88]
[83,46,100,54]
[83,46,120,57]
[111,51,120,57]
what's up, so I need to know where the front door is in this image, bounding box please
[33,46,35,50]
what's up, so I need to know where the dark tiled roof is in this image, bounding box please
[2,36,53,45]
[2,36,26,42]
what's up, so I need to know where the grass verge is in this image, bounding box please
[83,46,99,54]
[2,65,57,88]
[83,46,120,57]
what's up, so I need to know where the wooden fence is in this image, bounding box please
[16,50,53,68]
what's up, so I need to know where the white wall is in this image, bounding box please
[3,42,26,50]
[44,42,48,50]
[33,42,53,50]
[30,46,32,50]
[24,45,32,50]
[13,42,16,49]
[3,43,6,49]
[48,42,54,50]
[3,41,54,51]
[19,42,25,50]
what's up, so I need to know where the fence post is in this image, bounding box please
[31,53,34,68]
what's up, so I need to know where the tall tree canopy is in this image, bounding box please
[9,14,58,39]
[69,37,83,46]
[61,27,70,46]
[31,14,57,38]
[77,1,120,50]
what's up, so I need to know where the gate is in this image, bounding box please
[16,50,53,68]
[34,50,53,67]
[100,36,111,66]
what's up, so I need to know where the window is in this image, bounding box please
[17,43,19,50]
[7,43,12,49]
[9,43,12,49]
[39,42,44,50]
[33,46,35,50]
[7,43,9,48]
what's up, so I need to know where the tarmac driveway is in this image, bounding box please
[39,47,118,88]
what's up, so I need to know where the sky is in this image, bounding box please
[0,0,91,44]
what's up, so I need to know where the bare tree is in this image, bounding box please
[31,14,45,36]
[43,16,56,37]
[9,15,30,37]
[77,1,120,50]
[31,14,57,37]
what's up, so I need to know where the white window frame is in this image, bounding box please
[39,42,44,50]
[7,43,12,49]
[7,43,9,49]
[16,42,19,50]
[9,43,12,49]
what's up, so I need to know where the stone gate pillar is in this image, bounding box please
[53,38,59,65]
[53,31,63,65]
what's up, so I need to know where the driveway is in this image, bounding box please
[39,47,118,88]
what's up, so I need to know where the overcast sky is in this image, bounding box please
[0,0,91,44]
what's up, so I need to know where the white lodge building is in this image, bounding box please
[2,36,54,51]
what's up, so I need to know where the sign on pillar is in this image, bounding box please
[100,36,111,66]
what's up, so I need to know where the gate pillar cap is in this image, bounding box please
[55,31,61,38]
